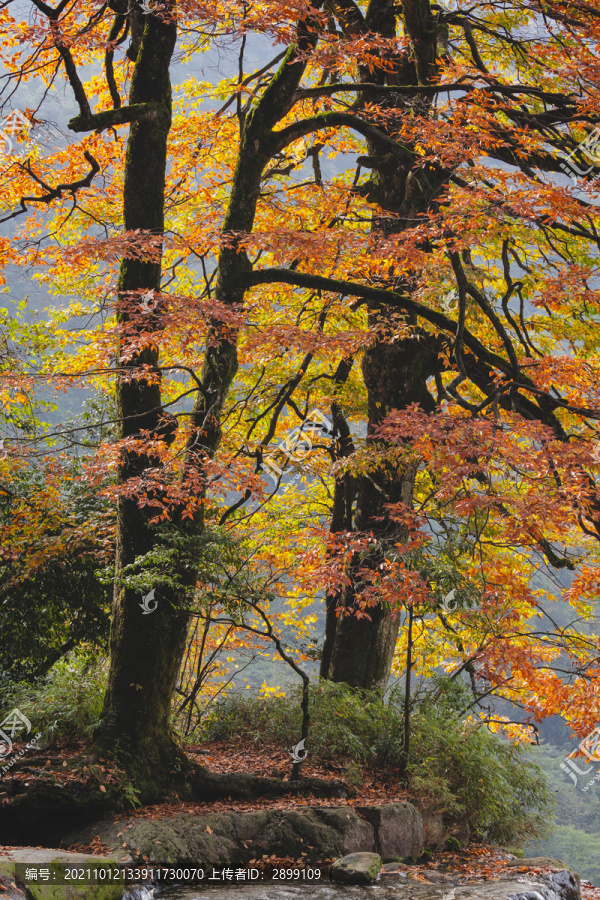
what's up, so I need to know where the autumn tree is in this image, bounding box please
[240,0,600,700]
[2,0,600,805]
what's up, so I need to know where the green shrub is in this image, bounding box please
[0,459,112,683]
[409,697,552,845]
[2,648,107,744]
[200,678,552,845]
[200,679,401,762]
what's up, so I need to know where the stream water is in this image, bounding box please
[125,872,568,900]
[161,887,442,900]
[149,885,452,900]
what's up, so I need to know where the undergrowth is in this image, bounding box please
[2,648,107,745]
[1,656,552,845]
[199,678,552,845]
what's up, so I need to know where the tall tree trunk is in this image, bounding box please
[97,11,182,793]
[101,22,320,792]
[321,0,446,691]
[320,333,441,689]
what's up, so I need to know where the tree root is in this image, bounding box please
[189,763,351,802]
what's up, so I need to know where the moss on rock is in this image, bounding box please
[0,850,123,900]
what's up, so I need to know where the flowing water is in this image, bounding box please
[126,872,570,900]
[150,884,451,900]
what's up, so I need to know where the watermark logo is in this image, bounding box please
[262,408,333,487]
[0,708,44,779]
[0,439,7,460]
[440,292,458,313]
[0,708,32,758]
[441,589,458,612]
[559,126,600,184]
[139,588,158,614]
[290,738,308,763]
[591,440,600,463]
[441,889,458,900]
[140,289,158,313]
[560,725,600,791]
[0,110,38,158]
[139,0,159,13]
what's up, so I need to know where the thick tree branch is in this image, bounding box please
[19,151,100,200]
[295,78,574,105]
[402,0,436,84]
[105,14,127,109]
[244,267,600,430]
[325,0,366,36]
[294,80,469,100]
[461,20,489,73]
[68,101,160,132]
[273,111,414,160]
[245,266,513,376]
[29,0,71,21]
[449,251,521,377]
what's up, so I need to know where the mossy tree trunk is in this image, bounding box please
[97,10,183,792]
[320,0,448,691]
[101,17,320,792]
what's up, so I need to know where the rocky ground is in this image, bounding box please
[1,738,594,900]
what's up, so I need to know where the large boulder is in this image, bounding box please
[330,851,382,885]
[0,864,26,900]
[58,800,478,873]
[63,804,380,868]
[357,802,423,861]
[421,811,445,849]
